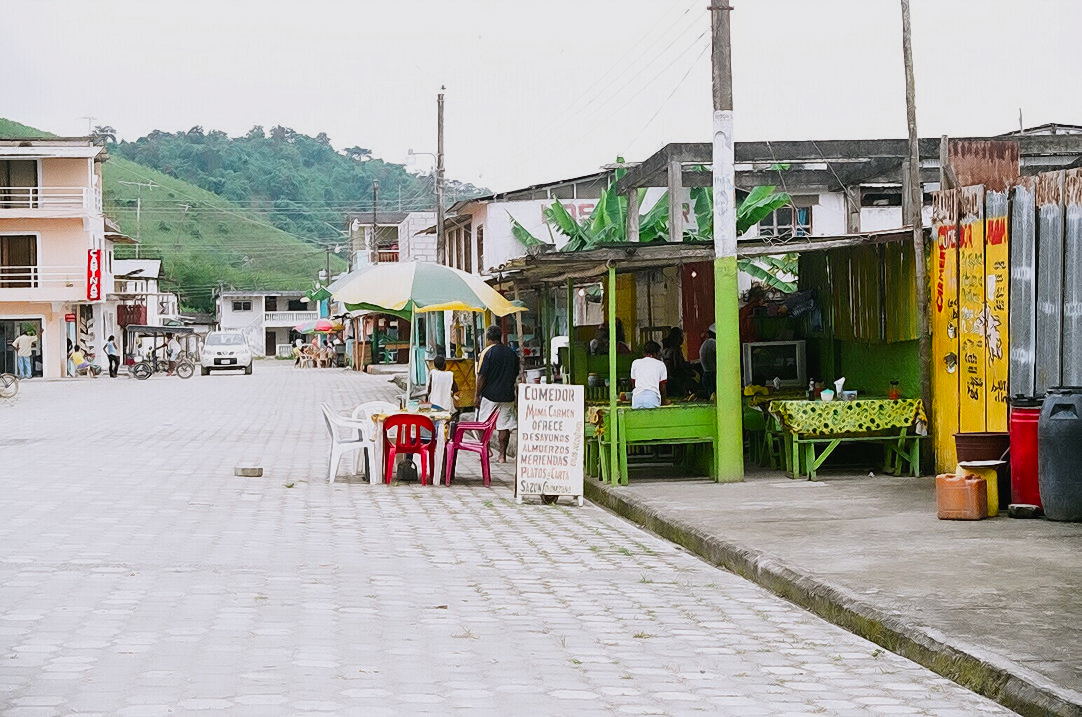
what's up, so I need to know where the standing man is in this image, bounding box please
[476,324,519,463]
[11,329,36,379]
[103,334,120,378]
[165,333,182,376]
[699,323,717,397]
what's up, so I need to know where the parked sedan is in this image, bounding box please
[200,331,253,375]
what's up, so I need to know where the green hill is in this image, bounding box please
[112,125,487,243]
[0,118,342,312]
[102,157,342,311]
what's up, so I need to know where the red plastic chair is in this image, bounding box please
[382,414,437,485]
[444,409,500,486]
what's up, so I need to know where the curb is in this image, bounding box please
[584,480,1082,717]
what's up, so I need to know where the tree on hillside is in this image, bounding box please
[345,146,372,162]
[112,126,487,243]
[91,125,117,144]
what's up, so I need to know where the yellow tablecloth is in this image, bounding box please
[771,398,926,436]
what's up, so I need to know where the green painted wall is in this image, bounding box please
[836,339,919,398]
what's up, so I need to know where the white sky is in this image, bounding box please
[6,0,1081,191]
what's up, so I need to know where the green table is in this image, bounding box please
[589,403,719,485]
[771,398,927,479]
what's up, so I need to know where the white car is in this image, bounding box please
[200,331,253,375]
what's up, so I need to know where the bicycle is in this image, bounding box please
[131,354,195,380]
[0,373,18,399]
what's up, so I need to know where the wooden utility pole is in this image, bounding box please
[435,86,446,265]
[710,0,743,482]
[900,0,933,436]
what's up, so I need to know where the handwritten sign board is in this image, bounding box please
[515,384,584,506]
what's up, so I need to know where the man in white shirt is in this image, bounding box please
[11,330,37,379]
[165,334,182,375]
[630,340,667,409]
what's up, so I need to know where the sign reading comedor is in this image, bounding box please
[515,383,584,505]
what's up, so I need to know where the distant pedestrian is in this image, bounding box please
[476,325,519,463]
[104,335,120,378]
[10,329,36,379]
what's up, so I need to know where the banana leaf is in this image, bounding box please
[509,214,548,248]
[736,185,790,235]
[737,259,797,293]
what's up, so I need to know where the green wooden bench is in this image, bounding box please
[786,428,924,479]
[595,404,718,485]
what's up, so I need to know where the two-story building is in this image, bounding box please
[110,258,180,329]
[215,290,318,357]
[0,137,119,378]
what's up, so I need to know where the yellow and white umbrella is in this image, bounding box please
[328,261,524,316]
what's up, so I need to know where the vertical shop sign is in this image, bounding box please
[86,249,103,301]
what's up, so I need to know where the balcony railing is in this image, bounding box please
[264,310,319,324]
[376,249,399,263]
[0,187,98,213]
[0,265,84,290]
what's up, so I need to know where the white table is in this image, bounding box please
[368,411,451,485]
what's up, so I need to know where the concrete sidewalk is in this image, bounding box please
[586,470,1082,716]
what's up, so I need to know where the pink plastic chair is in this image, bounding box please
[382,414,437,485]
[443,409,500,486]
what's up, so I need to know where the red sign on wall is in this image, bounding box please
[86,249,103,301]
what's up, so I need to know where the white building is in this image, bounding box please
[215,290,318,357]
[110,259,180,327]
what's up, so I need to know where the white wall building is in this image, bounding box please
[215,290,317,357]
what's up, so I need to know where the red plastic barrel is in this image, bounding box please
[1009,395,1043,508]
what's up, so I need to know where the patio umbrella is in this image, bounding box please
[293,318,343,333]
[328,261,525,316]
[328,261,524,398]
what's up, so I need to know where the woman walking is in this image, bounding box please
[104,335,120,378]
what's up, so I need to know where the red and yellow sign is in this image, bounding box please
[86,249,103,301]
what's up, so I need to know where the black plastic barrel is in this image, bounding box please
[1038,387,1082,521]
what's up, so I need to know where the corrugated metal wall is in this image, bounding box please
[1012,168,1082,395]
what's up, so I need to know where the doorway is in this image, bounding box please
[0,318,43,377]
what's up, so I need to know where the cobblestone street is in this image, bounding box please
[0,362,1008,716]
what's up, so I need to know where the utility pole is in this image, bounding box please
[371,180,380,263]
[435,86,446,265]
[117,180,157,258]
[900,0,933,441]
[710,1,743,482]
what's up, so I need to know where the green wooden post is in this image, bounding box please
[714,257,744,481]
[607,265,619,485]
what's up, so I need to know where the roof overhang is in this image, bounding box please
[105,231,138,245]
[0,145,103,159]
[494,227,918,286]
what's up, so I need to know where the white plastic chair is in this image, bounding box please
[352,400,398,423]
[321,403,374,483]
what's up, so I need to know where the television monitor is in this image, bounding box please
[741,340,807,388]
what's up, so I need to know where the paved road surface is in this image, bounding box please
[0,362,1008,716]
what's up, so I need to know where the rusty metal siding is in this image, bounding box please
[1010,177,1037,397]
[1064,169,1082,385]
[947,140,1020,191]
[1036,171,1065,393]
